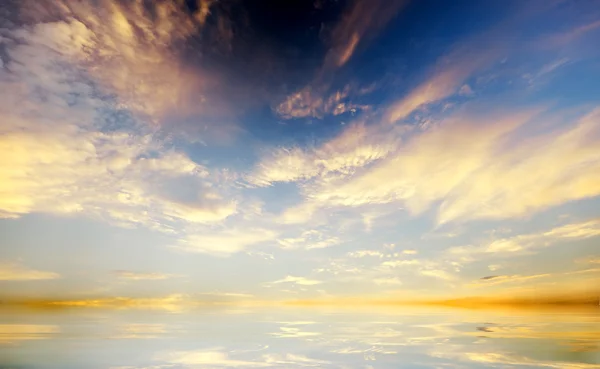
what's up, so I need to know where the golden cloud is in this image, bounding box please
[248,122,398,187]
[19,0,216,122]
[0,262,60,281]
[449,218,600,260]
[273,107,600,225]
[0,1,237,230]
[173,229,277,256]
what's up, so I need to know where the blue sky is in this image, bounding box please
[0,0,599,305]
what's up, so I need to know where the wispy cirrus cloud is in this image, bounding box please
[543,18,600,48]
[267,106,600,226]
[248,122,397,187]
[274,0,408,120]
[449,218,600,261]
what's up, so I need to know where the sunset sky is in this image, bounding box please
[0,0,599,305]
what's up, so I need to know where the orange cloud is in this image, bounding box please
[323,0,408,69]
[274,0,408,120]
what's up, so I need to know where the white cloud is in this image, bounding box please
[373,277,403,286]
[248,122,397,187]
[277,230,341,250]
[449,218,600,261]
[278,107,600,225]
[420,269,455,281]
[269,276,322,286]
[348,250,385,258]
[0,12,237,235]
[174,229,277,256]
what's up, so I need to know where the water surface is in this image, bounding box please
[1,307,599,368]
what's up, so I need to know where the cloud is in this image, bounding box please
[248,122,397,187]
[544,19,600,47]
[449,218,600,261]
[381,259,422,268]
[283,106,600,225]
[348,250,385,258]
[277,230,341,250]
[173,229,277,256]
[458,84,474,96]
[322,0,408,69]
[0,5,237,230]
[273,0,408,120]
[419,269,456,281]
[0,127,236,227]
[269,276,322,286]
[373,277,403,286]
[113,271,178,281]
[384,41,503,123]
[16,0,218,123]
[246,251,275,261]
[379,258,457,282]
[0,262,60,281]
[468,273,552,288]
[577,256,600,264]
[274,84,370,119]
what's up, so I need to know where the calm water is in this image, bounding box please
[1,307,599,368]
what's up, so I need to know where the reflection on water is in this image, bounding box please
[1,307,598,368]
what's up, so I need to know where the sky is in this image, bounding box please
[0,0,599,305]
